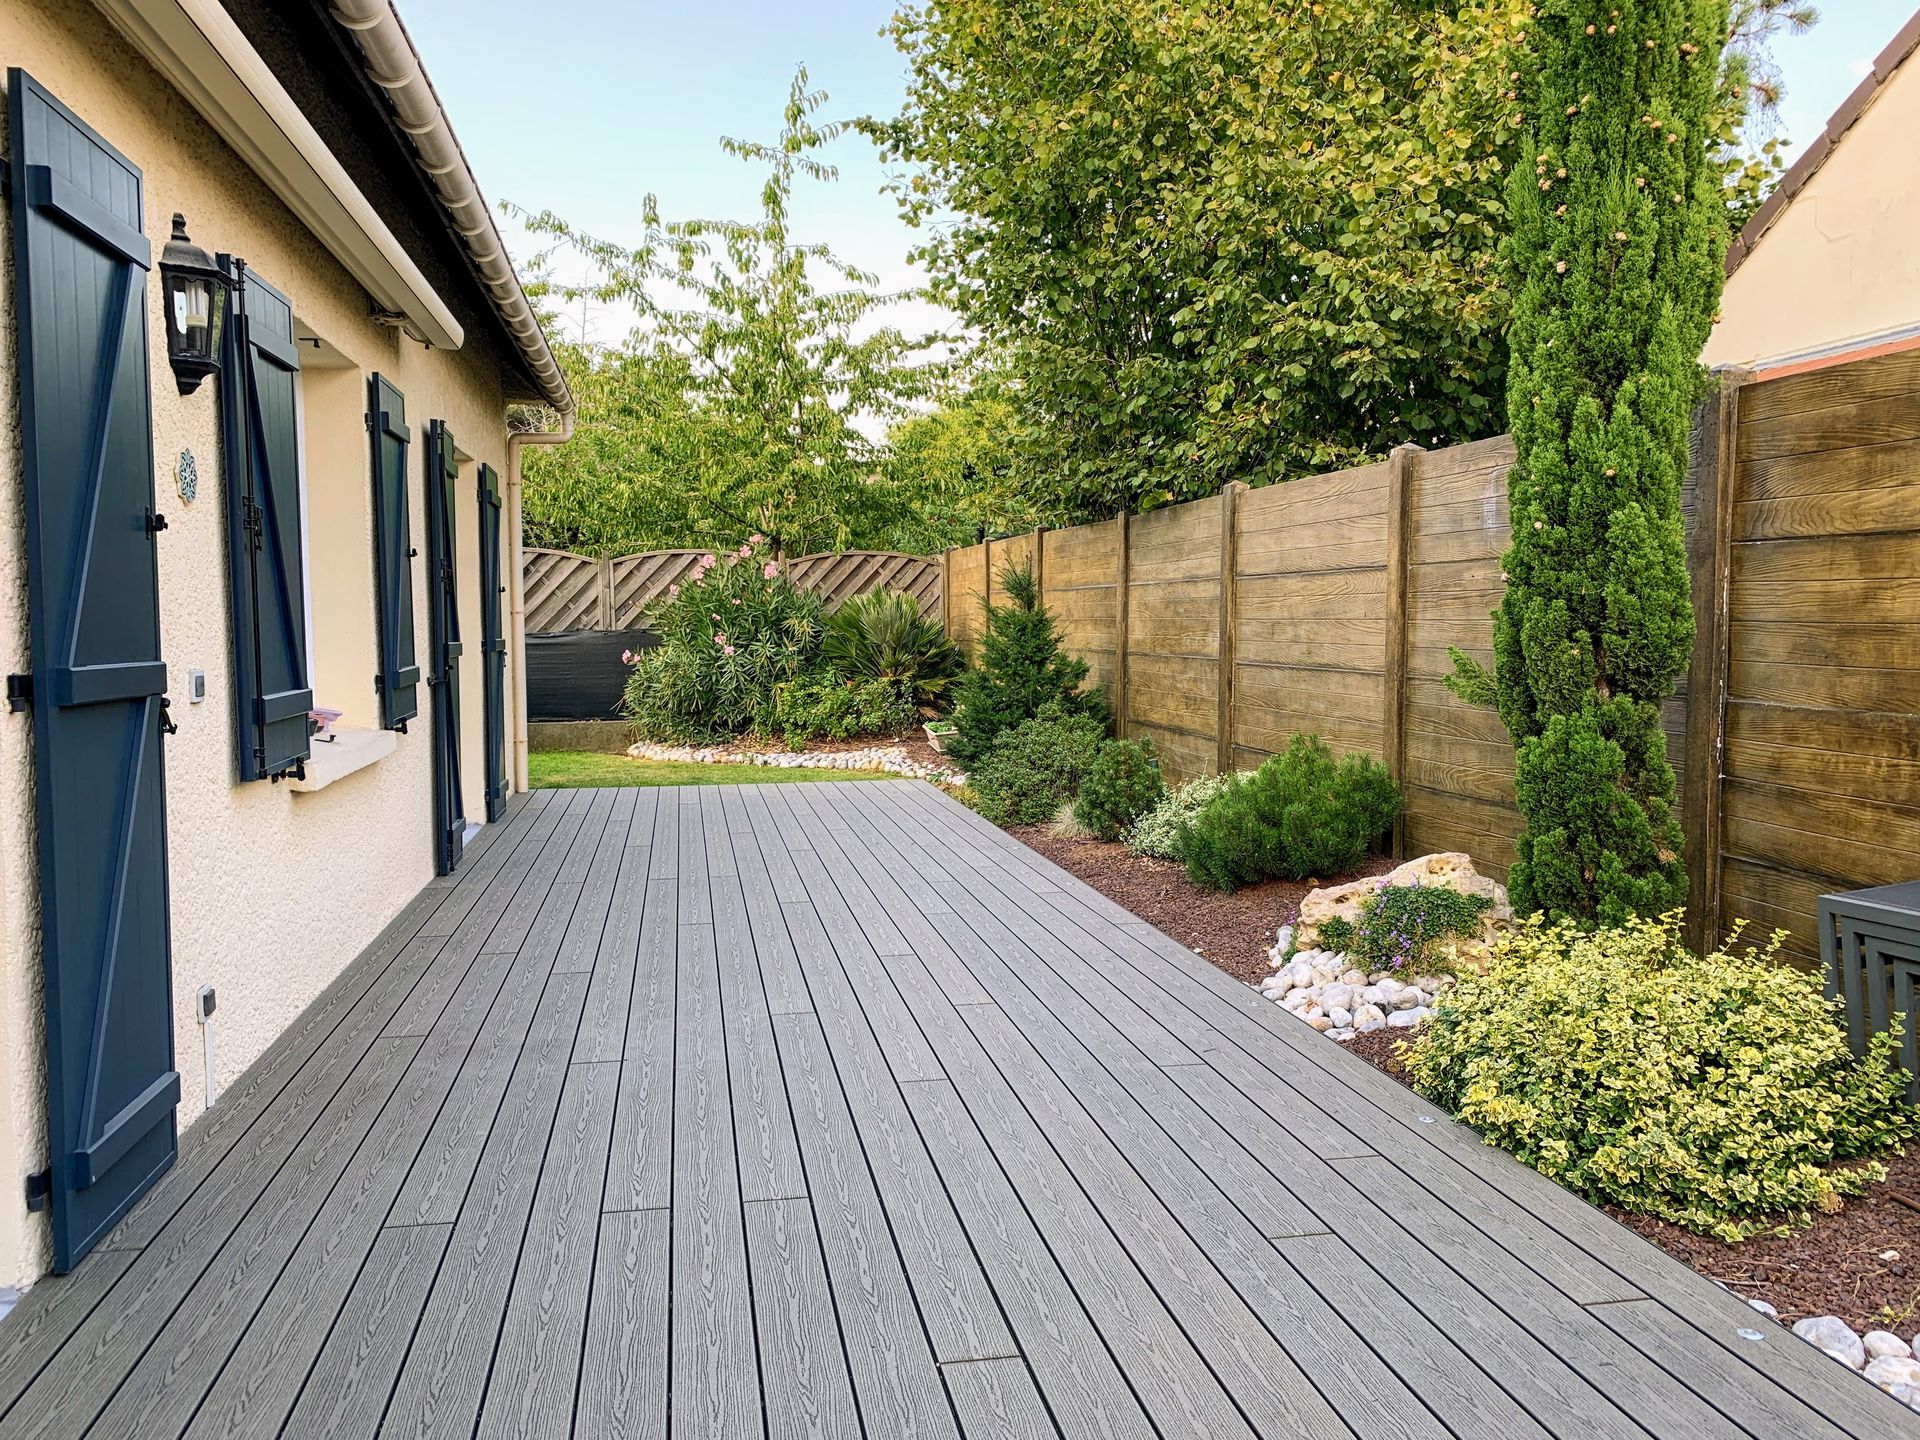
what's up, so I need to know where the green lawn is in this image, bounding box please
[529,749,891,789]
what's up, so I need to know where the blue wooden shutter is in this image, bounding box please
[426,421,465,873]
[8,69,180,1271]
[368,374,419,729]
[477,463,507,821]
[219,262,312,780]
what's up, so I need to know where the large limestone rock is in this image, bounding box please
[1292,852,1512,969]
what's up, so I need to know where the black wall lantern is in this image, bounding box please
[158,213,229,395]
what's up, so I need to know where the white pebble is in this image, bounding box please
[1865,1331,1913,1362]
[1864,1356,1920,1390]
[1793,1316,1866,1370]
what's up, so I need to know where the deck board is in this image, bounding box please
[2,782,1914,1439]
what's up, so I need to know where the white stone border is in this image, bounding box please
[626,740,965,785]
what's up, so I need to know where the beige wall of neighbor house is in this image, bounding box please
[1706,22,1920,372]
[0,0,523,1287]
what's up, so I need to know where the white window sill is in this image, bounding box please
[287,727,397,793]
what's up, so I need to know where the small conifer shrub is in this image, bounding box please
[948,561,1106,765]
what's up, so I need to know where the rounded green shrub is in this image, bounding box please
[623,542,823,742]
[1182,735,1400,891]
[1072,738,1164,842]
[823,589,964,705]
[1128,774,1234,860]
[773,673,916,746]
[970,704,1108,827]
[1406,916,1917,1240]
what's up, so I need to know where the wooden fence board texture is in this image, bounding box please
[525,549,941,633]
[943,346,1920,965]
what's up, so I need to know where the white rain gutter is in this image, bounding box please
[91,0,463,350]
[505,413,575,791]
[325,0,572,413]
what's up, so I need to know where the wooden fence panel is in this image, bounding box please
[524,548,603,633]
[1125,497,1222,783]
[1041,522,1120,699]
[525,547,942,632]
[946,543,989,657]
[1232,462,1389,771]
[1716,346,1920,964]
[607,550,705,629]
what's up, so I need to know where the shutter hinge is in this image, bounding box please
[146,508,169,536]
[6,674,31,713]
[24,1169,50,1212]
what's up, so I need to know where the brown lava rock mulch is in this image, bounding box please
[1001,826,1920,1336]
[1006,828,1388,985]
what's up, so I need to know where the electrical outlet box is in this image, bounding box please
[187,669,207,704]
[195,984,216,1022]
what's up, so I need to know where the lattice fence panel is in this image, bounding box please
[786,551,942,617]
[608,551,708,629]
[523,549,602,633]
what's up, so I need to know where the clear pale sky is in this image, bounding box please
[399,0,1919,347]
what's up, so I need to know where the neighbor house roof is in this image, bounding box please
[1726,8,1920,277]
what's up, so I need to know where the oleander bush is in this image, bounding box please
[1072,738,1165,842]
[970,704,1108,826]
[624,540,824,742]
[1344,883,1493,974]
[1127,773,1235,861]
[949,562,1106,765]
[773,673,917,746]
[1406,916,1917,1240]
[1182,735,1401,891]
[822,589,964,706]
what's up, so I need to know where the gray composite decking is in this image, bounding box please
[0,780,1913,1440]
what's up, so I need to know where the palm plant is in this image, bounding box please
[822,589,963,706]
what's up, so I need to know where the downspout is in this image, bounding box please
[506,414,573,792]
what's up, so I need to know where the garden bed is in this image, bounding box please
[1007,827,1388,986]
[1002,826,1920,1341]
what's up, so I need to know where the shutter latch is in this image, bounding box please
[24,1170,49,1212]
[243,497,264,550]
[5,674,29,712]
[158,697,178,736]
[146,508,168,536]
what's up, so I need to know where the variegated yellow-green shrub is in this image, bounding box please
[1404,915,1914,1240]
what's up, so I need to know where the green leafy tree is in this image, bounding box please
[880,368,1055,550]
[867,0,1533,519]
[1450,0,1729,926]
[517,69,938,557]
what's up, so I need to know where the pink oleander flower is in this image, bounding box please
[749,533,766,546]
[712,613,722,622]
[722,645,736,656]
[667,583,679,596]
[762,561,778,579]
[738,544,753,558]
[620,649,634,664]
[731,598,742,605]
[714,632,728,646]
[699,553,717,569]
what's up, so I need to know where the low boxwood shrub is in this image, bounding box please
[1128,774,1234,860]
[823,589,964,706]
[624,541,823,742]
[1343,883,1492,974]
[1406,916,1917,1240]
[970,704,1108,827]
[773,673,916,746]
[1182,735,1400,891]
[1073,738,1165,842]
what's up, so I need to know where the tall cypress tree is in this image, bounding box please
[1452,0,1729,925]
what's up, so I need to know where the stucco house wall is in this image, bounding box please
[0,0,523,1287]
[1706,17,1920,372]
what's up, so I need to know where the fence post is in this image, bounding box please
[984,535,995,609]
[1112,512,1130,740]
[940,547,952,638]
[1682,368,1748,953]
[597,555,615,629]
[1217,482,1246,775]
[1031,526,1047,602]
[1382,443,1422,859]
